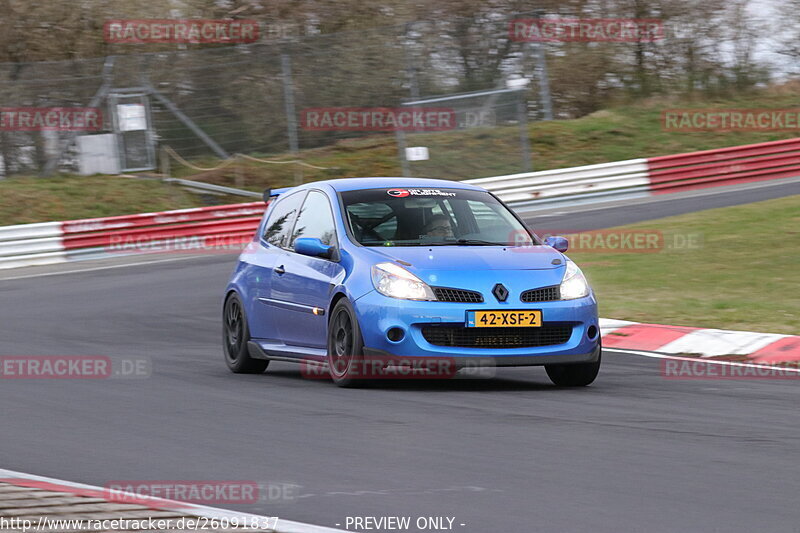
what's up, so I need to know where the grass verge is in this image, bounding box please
[2,86,799,225]
[568,195,800,334]
[0,175,238,225]
[170,85,800,189]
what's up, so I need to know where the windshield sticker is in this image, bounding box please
[387,188,456,197]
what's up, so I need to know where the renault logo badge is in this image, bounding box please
[492,283,509,302]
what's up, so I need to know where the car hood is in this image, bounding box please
[366,245,564,271]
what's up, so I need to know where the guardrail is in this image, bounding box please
[466,158,651,206]
[647,137,800,194]
[466,137,800,207]
[162,177,263,198]
[0,204,266,270]
[62,203,265,261]
[0,222,66,270]
[0,138,797,271]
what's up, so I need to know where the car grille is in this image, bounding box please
[520,286,560,302]
[432,287,484,303]
[421,325,572,348]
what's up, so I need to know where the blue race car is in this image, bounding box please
[223,178,600,387]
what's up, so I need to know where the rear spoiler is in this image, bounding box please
[262,187,291,202]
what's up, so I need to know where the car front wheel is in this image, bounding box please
[327,298,366,387]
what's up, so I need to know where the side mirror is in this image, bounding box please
[294,237,334,259]
[262,188,272,203]
[544,236,569,253]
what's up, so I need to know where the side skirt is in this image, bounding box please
[247,340,327,364]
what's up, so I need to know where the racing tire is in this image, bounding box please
[223,293,269,374]
[545,346,601,387]
[327,298,367,388]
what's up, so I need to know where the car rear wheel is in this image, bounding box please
[327,298,366,387]
[223,293,269,374]
[545,347,601,387]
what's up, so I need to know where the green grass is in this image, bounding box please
[2,85,800,225]
[0,175,219,225]
[569,195,800,334]
[169,85,800,189]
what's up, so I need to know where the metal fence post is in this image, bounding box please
[396,128,411,177]
[280,51,301,185]
[404,22,421,101]
[534,10,554,121]
[395,23,422,177]
[517,92,532,172]
[159,145,170,178]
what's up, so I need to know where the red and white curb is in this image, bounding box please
[0,468,345,533]
[600,318,800,363]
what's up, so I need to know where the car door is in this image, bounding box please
[268,189,343,349]
[247,190,306,340]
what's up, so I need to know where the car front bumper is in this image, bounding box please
[354,289,600,366]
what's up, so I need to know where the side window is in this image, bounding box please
[289,191,337,248]
[262,191,305,248]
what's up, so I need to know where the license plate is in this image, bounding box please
[466,310,542,328]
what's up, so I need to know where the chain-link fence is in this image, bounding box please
[397,86,532,179]
[0,17,549,181]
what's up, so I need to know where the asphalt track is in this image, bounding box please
[1,182,798,533]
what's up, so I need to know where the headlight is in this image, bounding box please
[371,262,436,301]
[560,260,590,299]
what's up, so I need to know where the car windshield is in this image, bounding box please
[340,187,535,247]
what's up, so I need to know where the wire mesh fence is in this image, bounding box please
[0,17,544,181]
[398,86,532,179]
